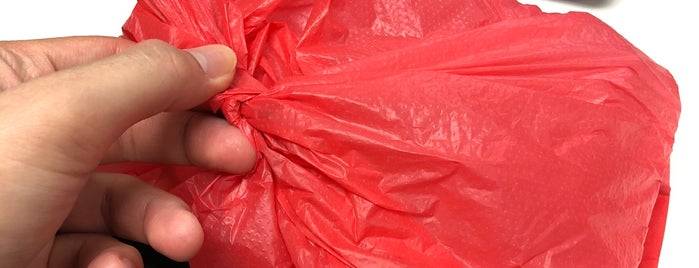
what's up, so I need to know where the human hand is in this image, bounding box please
[0,37,257,267]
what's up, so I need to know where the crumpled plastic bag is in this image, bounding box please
[109,0,681,267]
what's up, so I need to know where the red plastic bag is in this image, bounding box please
[112,0,681,266]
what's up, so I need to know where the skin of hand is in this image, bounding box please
[0,37,257,267]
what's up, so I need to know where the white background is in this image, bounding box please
[1,0,696,266]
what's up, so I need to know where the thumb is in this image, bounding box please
[1,39,237,173]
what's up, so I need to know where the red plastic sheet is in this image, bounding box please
[113,0,681,266]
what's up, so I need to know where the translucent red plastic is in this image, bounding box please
[111,0,681,266]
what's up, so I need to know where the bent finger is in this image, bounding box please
[103,111,256,174]
[61,173,203,262]
[48,233,143,268]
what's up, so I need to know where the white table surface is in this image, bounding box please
[1,1,696,267]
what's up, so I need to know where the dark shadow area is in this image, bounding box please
[546,0,617,8]
[123,240,190,268]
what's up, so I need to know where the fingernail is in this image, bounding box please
[186,45,237,79]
